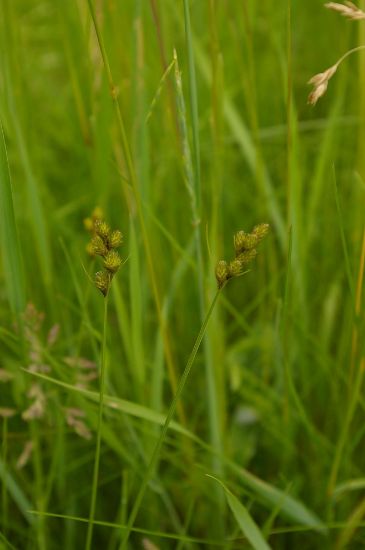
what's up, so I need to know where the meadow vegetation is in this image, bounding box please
[1,0,365,548]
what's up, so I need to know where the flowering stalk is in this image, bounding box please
[85,294,109,550]
[308,2,365,105]
[120,224,269,548]
[120,288,221,549]
[85,210,123,550]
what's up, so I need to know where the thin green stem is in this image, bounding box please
[120,288,222,549]
[86,0,184,423]
[182,0,224,535]
[183,0,201,209]
[328,358,365,497]
[2,418,7,534]
[85,294,109,550]
[336,45,365,68]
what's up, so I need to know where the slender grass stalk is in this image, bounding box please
[30,422,46,550]
[182,0,225,533]
[119,288,221,549]
[2,418,8,534]
[350,228,365,383]
[183,0,201,208]
[332,167,355,303]
[85,294,109,550]
[328,358,365,496]
[0,120,25,318]
[286,0,292,227]
[86,0,185,424]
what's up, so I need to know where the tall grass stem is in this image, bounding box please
[119,288,221,549]
[85,294,109,550]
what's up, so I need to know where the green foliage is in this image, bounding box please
[0,0,365,548]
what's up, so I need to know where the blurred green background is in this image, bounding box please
[1,0,365,548]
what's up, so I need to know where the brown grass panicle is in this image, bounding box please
[325,2,365,20]
[307,64,339,105]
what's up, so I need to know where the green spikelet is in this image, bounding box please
[85,209,124,298]
[216,223,269,289]
[108,230,123,249]
[104,250,122,274]
[252,223,270,243]
[234,230,258,254]
[95,271,110,297]
[215,260,228,289]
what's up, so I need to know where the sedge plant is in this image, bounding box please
[119,223,269,548]
[84,210,123,550]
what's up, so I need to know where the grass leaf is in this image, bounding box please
[207,474,272,550]
[0,121,25,314]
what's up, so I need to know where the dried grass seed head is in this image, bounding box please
[325,2,365,20]
[307,64,338,105]
[0,407,17,418]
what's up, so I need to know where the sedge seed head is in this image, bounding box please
[228,259,245,278]
[234,230,258,254]
[84,217,94,232]
[252,223,270,243]
[109,230,123,249]
[104,250,122,273]
[215,260,229,288]
[95,271,110,296]
[86,241,96,257]
[90,235,108,257]
[92,206,104,221]
[236,248,258,265]
[95,219,110,240]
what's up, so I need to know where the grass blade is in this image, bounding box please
[0,120,25,314]
[207,475,272,550]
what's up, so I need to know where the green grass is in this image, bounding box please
[1,0,365,548]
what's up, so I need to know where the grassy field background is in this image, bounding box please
[1,0,365,548]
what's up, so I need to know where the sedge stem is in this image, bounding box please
[85,294,109,550]
[119,288,221,549]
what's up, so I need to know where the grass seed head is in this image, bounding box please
[95,271,110,296]
[228,258,245,278]
[215,260,229,288]
[84,217,94,232]
[109,229,123,248]
[252,223,270,242]
[325,2,365,20]
[85,208,123,297]
[216,223,269,288]
[94,219,111,240]
[234,230,258,254]
[0,407,17,418]
[307,64,338,105]
[90,235,108,257]
[104,250,122,274]
[236,248,258,265]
